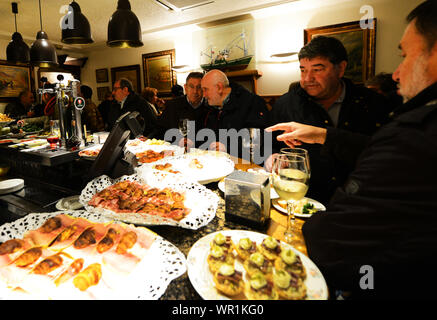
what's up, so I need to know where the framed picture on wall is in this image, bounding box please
[97,86,111,101]
[96,68,109,83]
[111,64,141,94]
[304,19,377,83]
[142,49,176,96]
[0,60,33,102]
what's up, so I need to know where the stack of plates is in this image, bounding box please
[0,179,24,195]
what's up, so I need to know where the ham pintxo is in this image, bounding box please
[88,180,191,222]
[0,214,156,299]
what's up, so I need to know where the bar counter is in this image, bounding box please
[0,155,309,300]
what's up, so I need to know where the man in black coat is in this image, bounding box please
[268,36,390,205]
[267,0,437,300]
[107,78,160,138]
[200,69,271,163]
[158,72,207,142]
[5,90,35,119]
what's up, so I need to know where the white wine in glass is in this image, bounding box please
[271,154,309,244]
[280,147,311,178]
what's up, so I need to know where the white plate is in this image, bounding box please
[78,144,103,159]
[80,171,220,230]
[0,211,186,300]
[272,198,326,218]
[218,180,279,199]
[139,153,235,185]
[55,195,84,210]
[187,230,328,300]
[0,178,24,195]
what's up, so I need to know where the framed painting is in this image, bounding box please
[304,19,377,83]
[0,60,33,102]
[97,86,111,101]
[111,64,141,94]
[96,68,109,83]
[142,49,176,97]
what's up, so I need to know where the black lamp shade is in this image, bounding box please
[107,0,143,48]
[7,32,30,63]
[61,2,93,44]
[30,31,58,68]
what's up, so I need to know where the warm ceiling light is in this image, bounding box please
[61,1,94,44]
[6,2,30,63]
[270,52,298,58]
[30,0,58,67]
[107,0,143,48]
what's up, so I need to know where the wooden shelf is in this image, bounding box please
[225,69,263,94]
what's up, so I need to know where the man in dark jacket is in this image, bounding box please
[158,72,207,141]
[269,36,390,205]
[108,78,160,138]
[5,90,35,119]
[200,69,271,163]
[267,0,437,299]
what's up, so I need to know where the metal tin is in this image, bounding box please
[224,170,270,229]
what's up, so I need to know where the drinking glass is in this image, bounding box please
[178,118,188,137]
[280,147,311,178]
[178,118,189,152]
[47,120,60,150]
[271,153,310,243]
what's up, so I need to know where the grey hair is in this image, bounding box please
[207,69,230,88]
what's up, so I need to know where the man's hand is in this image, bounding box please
[266,122,327,147]
[209,141,226,152]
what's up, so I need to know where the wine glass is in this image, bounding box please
[271,153,310,244]
[280,147,311,178]
[178,118,189,152]
[47,120,60,150]
[178,118,188,137]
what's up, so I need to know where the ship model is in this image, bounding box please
[200,31,253,72]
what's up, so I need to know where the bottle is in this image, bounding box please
[66,120,81,151]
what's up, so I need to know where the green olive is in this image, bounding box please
[280,248,297,265]
[249,252,264,267]
[250,273,267,290]
[263,236,278,250]
[218,264,235,276]
[273,270,291,289]
[214,233,226,245]
[239,238,252,250]
[210,245,224,258]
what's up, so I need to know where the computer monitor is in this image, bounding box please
[88,111,143,180]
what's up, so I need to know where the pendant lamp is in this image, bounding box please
[61,1,94,44]
[6,2,30,63]
[107,0,143,48]
[30,0,58,68]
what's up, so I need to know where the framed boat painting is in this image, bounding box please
[142,49,176,97]
[111,64,141,94]
[0,60,32,102]
[304,19,377,84]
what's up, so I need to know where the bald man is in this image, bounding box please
[200,69,271,157]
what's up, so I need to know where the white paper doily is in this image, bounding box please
[79,171,219,230]
[0,211,187,300]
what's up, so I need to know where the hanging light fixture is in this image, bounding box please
[61,1,94,44]
[107,0,143,48]
[6,2,30,63]
[30,0,58,68]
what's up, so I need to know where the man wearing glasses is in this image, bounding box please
[108,78,160,138]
